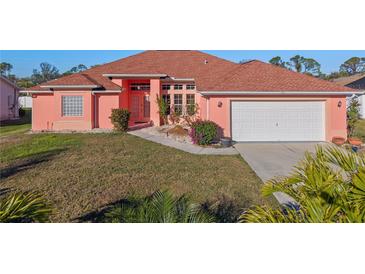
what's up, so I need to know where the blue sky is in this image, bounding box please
[1,50,364,77]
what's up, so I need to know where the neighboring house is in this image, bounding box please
[0,75,19,121]
[28,50,360,142]
[18,95,33,108]
[333,73,365,118]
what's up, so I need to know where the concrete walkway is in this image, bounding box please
[235,142,325,205]
[128,129,239,155]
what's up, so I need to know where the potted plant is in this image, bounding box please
[348,137,362,146]
[332,136,346,146]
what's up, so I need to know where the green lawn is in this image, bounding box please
[0,109,31,137]
[0,130,273,222]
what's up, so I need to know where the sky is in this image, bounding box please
[1,50,364,78]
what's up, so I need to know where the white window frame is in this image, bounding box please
[174,94,183,115]
[162,84,171,90]
[186,94,195,115]
[174,84,183,90]
[62,96,83,117]
[130,83,150,91]
[186,84,195,90]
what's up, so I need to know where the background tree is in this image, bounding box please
[340,57,365,75]
[269,56,288,68]
[63,64,88,76]
[289,55,304,72]
[16,77,35,89]
[301,58,321,76]
[31,62,60,84]
[0,62,13,76]
[269,55,322,76]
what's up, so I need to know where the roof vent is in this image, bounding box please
[204,59,208,64]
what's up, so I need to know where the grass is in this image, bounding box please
[0,109,31,137]
[353,119,365,141]
[0,131,274,222]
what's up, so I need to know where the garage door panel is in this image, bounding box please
[231,101,325,142]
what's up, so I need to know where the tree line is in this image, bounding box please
[266,55,365,79]
[1,55,364,89]
[0,62,101,88]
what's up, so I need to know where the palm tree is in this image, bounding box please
[240,146,365,223]
[0,191,52,223]
[104,190,214,223]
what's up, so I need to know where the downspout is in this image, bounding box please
[206,96,210,120]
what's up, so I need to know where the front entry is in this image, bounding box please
[130,92,150,123]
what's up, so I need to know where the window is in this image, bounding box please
[8,95,13,107]
[174,94,183,115]
[62,96,83,116]
[186,84,195,90]
[186,94,196,115]
[130,83,150,91]
[162,84,171,90]
[174,84,183,90]
[162,94,171,115]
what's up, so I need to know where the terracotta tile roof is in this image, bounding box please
[29,50,354,92]
[209,60,354,91]
[29,73,120,91]
[332,73,365,87]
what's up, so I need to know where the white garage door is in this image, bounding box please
[231,101,325,142]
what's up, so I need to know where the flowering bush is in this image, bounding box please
[189,120,219,145]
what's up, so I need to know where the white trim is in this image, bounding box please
[21,90,53,94]
[40,85,100,89]
[200,90,364,96]
[91,90,121,94]
[167,77,195,82]
[102,73,167,78]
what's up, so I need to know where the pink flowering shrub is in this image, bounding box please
[189,120,219,145]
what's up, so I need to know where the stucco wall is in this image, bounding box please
[96,93,120,129]
[205,95,347,141]
[32,90,94,131]
[0,78,19,121]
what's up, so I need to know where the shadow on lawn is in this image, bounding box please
[0,149,65,179]
[75,194,244,223]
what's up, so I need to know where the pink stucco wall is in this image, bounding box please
[31,79,348,142]
[96,93,120,129]
[205,95,347,141]
[32,90,94,131]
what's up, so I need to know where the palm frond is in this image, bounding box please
[0,192,52,223]
[241,146,365,223]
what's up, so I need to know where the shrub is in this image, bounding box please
[110,108,130,131]
[347,97,361,137]
[104,190,214,223]
[19,107,26,117]
[189,120,219,145]
[156,95,169,125]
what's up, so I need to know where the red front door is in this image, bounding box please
[130,92,150,123]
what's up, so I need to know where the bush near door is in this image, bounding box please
[110,109,130,131]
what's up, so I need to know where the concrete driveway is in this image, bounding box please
[235,142,325,204]
[234,142,324,182]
